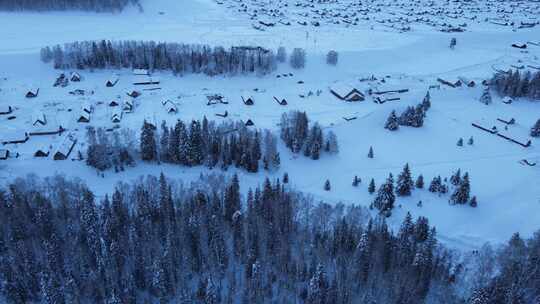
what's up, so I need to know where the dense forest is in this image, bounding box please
[41,40,277,76]
[0,174,538,303]
[491,69,540,100]
[0,0,138,12]
[86,119,281,173]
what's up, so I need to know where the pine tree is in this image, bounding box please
[450,169,462,186]
[450,37,457,49]
[451,172,470,204]
[373,174,395,215]
[457,138,463,146]
[416,174,424,189]
[469,196,478,208]
[468,136,474,145]
[283,172,289,184]
[368,178,376,194]
[352,175,360,187]
[324,179,331,191]
[396,163,414,196]
[422,91,431,111]
[531,119,540,137]
[429,176,441,193]
[307,263,328,304]
[160,121,169,162]
[480,87,492,105]
[368,146,374,158]
[385,110,399,131]
[141,120,157,161]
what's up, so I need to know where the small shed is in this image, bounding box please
[123,100,134,112]
[78,111,90,123]
[53,135,77,160]
[70,72,82,82]
[245,119,255,126]
[126,90,141,98]
[0,149,9,160]
[34,145,50,157]
[330,83,365,101]
[0,105,12,115]
[273,96,288,105]
[106,76,119,87]
[111,109,123,123]
[133,69,149,76]
[242,94,255,105]
[109,100,119,107]
[163,100,177,113]
[32,113,47,126]
[133,76,160,85]
[26,88,39,98]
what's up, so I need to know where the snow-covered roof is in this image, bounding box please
[54,134,76,159]
[163,100,177,112]
[1,131,29,144]
[32,112,47,126]
[132,68,149,76]
[133,76,160,85]
[329,83,359,98]
[0,104,12,114]
[78,111,90,120]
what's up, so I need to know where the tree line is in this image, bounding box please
[41,40,277,76]
[87,118,281,173]
[385,91,431,131]
[0,0,138,12]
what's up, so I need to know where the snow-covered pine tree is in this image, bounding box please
[468,136,474,145]
[450,169,462,186]
[416,174,424,189]
[352,175,360,187]
[428,176,441,193]
[373,174,395,215]
[457,138,464,146]
[385,110,399,131]
[324,179,331,191]
[141,120,157,161]
[469,196,478,208]
[368,146,374,158]
[530,119,540,137]
[422,91,431,111]
[479,87,492,105]
[368,178,376,194]
[450,172,470,204]
[396,163,414,196]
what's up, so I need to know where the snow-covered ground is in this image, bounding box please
[1,0,539,250]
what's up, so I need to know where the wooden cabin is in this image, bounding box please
[133,76,160,85]
[111,109,123,123]
[0,105,12,115]
[132,68,149,76]
[0,149,9,160]
[330,84,365,101]
[1,132,29,145]
[242,94,255,105]
[126,90,141,98]
[163,100,177,113]
[25,88,39,98]
[29,125,65,136]
[70,72,82,82]
[78,112,90,123]
[32,113,47,126]
[53,135,76,160]
[106,76,119,87]
[123,100,134,113]
[34,145,50,157]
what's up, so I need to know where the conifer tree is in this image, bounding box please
[469,196,478,208]
[531,119,540,137]
[416,174,424,189]
[368,146,374,158]
[396,163,414,196]
[368,178,376,194]
[457,138,463,147]
[324,179,331,191]
[451,172,470,204]
[385,110,399,131]
[480,87,492,105]
[352,176,360,187]
[141,120,157,161]
[373,174,395,215]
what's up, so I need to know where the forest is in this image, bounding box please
[40,40,277,76]
[0,174,538,303]
[491,69,540,100]
[0,0,138,12]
